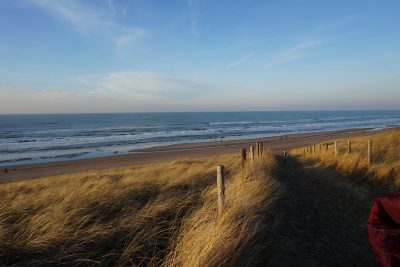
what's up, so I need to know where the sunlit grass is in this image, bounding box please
[292,129,400,187]
[0,152,280,266]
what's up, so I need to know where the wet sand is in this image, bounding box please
[0,128,388,183]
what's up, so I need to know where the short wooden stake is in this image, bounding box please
[255,142,259,158]
[367,140,372,165]
[334,141,338,155]
[217,165,225,217]
[260,142,264,155]
[250,146,255,164]
[348,141,351,154]
[241,148,246,169]
[325,143,329,152]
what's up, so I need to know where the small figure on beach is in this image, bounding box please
[282,150,288,163]
[4,168,8,174]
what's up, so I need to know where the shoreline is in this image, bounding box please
[0,127,393,184]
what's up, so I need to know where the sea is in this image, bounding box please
[1,110,400,166]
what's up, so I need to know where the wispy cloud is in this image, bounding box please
[115,28,148,48]
[187,0,200,37]
[82,71,208,101]
[266,39,324,68]
[226,54,253,69]
[25,0,147,48]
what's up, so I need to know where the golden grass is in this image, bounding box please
[0,153,280,266]
[292,128,400,187]
[164,153,280,266]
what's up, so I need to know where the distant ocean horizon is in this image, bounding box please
[1,110,400,166]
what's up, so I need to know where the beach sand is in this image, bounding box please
[0,128,388,183]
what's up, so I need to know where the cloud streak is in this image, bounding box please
[226,54,253,69]
[82,71,208,101]
[187,0,200,37]
[266,39,324,68]
[25,0,147,48]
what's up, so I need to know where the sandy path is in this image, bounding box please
[268,157,378,266]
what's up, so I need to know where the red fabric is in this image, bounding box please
[367,192,400,267]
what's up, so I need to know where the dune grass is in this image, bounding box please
[0,152,280,266]
[292,128,400,187]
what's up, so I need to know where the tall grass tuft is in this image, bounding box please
[164,153,280,266]
[0,153,280,266]
[292,129,400,187]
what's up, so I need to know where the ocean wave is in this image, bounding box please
[209,121,255,125]
[1,111,400,165]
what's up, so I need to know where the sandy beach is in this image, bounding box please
[0,127,390,184]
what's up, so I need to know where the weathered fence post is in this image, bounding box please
[217,165,225,217]
[250,146,255,164]
[255,142,259,158]
[313,144,316,154]
[260,142,264,155]
[241,148,246,169]
[367,140,372,165]
[334,141,338,155]
[325,143,329,152]
[348,141,351,154]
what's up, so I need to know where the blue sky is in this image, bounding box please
[0,0,399,113]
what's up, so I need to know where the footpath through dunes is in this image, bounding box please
[268,156,378,266]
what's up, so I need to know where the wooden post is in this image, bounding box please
[255,142,259,158]
[367,140,372,165]
[319,144,322,152]
[347,141,351,154]
[250,146,254,164]
[217,165,225,217]
[325,143,329,152]
[260,142,264,156]
[334,141,338,155]
[313,144,316,154]
[241,148,246,169]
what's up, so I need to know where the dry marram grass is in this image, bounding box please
[0,153,280,266]
[292,129,400,187]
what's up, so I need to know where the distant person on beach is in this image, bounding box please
[282,150,288,163]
